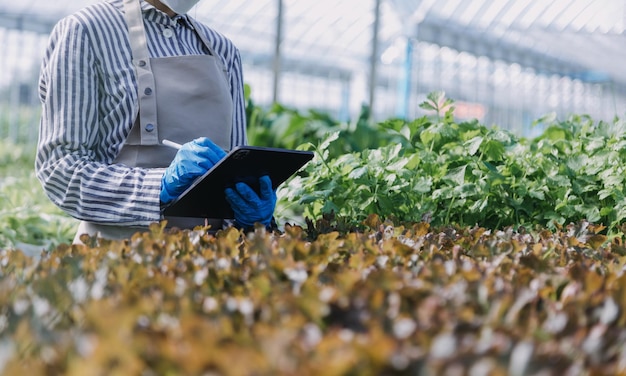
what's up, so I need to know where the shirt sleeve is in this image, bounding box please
[35,16,164,226]
[229,48,248,148]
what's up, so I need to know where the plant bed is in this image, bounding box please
[1,217,624,375]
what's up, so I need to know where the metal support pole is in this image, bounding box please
[368,0,382,119]
[396,38,414,119]
[338,77,351,122]
[9,26,24,142]
[0,30,8,140]
[272,0,284,104]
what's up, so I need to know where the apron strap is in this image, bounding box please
[186,17,231,90]
[123,0,160,145]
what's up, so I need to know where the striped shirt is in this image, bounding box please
[36,0,247,226]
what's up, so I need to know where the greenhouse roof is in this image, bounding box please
[1,0,625,86]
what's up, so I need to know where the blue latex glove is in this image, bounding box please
[160,137,226,204]
[224,175,277,228]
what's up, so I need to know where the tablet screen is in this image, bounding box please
[162,146,314,218]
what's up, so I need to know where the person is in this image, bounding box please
[35,0,277,244]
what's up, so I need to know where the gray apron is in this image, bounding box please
[73,0,233,243]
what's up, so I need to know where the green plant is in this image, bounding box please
[281,92,626,235]
[0,140,75,251]
[0,105,41,144]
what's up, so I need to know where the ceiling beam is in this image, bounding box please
[413,16,599,81]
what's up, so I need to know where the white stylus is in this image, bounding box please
[162,139,182,150]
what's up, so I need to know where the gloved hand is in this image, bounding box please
[160,137,226,204]
[224,175,277,228]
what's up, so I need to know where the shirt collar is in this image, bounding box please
[109,0,195,29]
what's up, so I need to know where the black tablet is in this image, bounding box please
[162,145,314,218]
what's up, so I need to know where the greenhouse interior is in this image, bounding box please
[1,0,625,142]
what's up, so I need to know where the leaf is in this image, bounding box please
[420,129,439,147]
[348,166,368,180]
[574,204,602,223]
[443,165,467,186]
[481,139,505,161]
[465,136,483,156]
[319,131,340,151]
[586,234,607,249]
